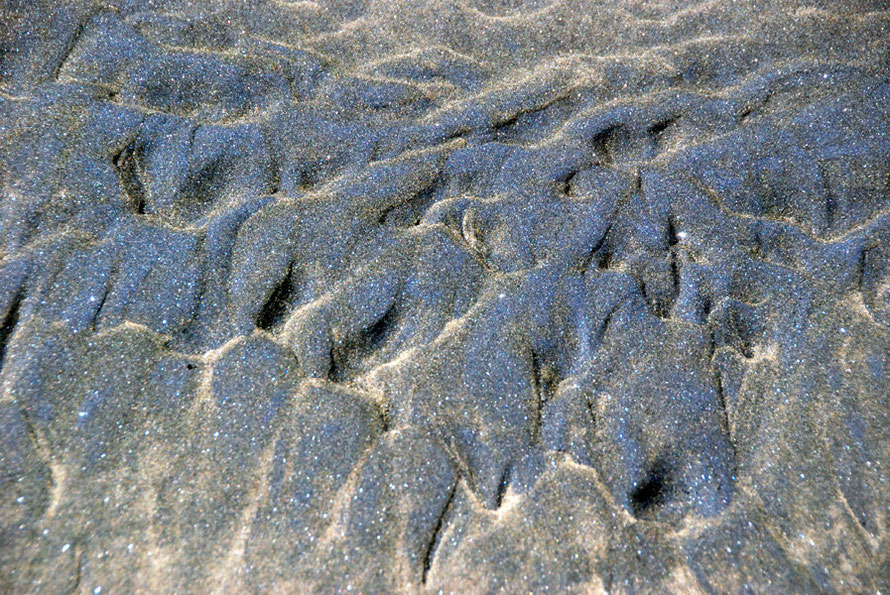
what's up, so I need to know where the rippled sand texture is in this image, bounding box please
[1,0,889,591]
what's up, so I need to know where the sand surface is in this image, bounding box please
[1,0,889,591]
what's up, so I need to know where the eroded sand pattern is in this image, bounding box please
[1,0,889,591]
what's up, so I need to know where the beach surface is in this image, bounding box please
[1,0,889,591]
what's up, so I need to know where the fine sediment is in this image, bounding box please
[1,0,889,591]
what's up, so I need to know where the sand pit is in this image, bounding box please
[1,0,889,591]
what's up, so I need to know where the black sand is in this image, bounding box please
[1,0,889,591]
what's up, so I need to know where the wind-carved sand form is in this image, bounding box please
[0,0,888,591]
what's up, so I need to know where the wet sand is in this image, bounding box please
[1,0,889,591]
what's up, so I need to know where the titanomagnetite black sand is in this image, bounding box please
[1,0,888,591]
